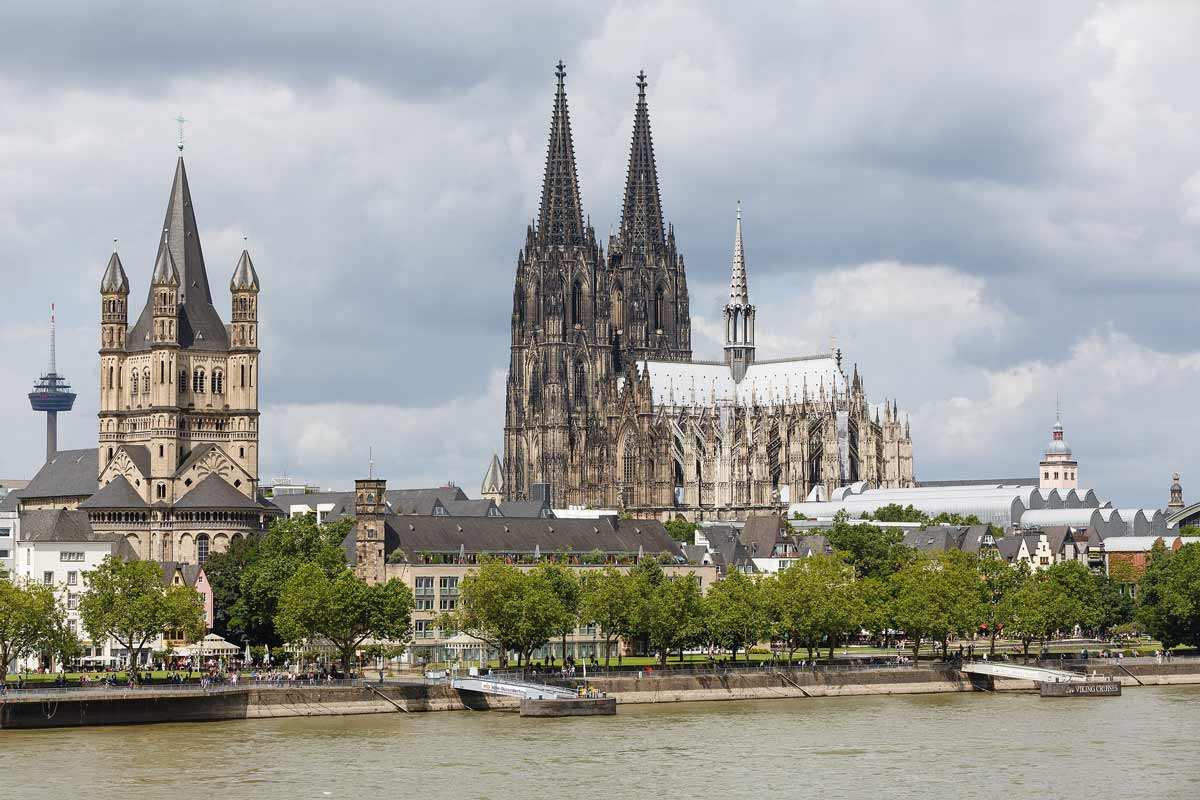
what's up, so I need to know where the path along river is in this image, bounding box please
[4,686,1199,799]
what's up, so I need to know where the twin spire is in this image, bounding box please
[536,61,586,247]
[535,62,668,258]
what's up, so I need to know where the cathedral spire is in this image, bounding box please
[729,202,749,304]
[620,70,666,260]
[536,61,586,247]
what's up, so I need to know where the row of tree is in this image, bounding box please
[448,546,1146,667]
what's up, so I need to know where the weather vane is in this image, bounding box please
[176,113,187,153]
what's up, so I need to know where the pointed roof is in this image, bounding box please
[481,453,504,495]
[620,71,666,261]
[174,474,259,509]
[128,157,230,351]
[230,248,260,292]
[79,476,147,509]
[728,203,749,305]
[100,248,129,293]
[151,233,180,286]
[536,61,586,247]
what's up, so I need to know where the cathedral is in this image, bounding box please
[81,152,273,562]
[502,64,915,521]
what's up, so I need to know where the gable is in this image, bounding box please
[174,445,254,497]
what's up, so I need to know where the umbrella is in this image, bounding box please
[245,641,252,664]
[264,644,271,665]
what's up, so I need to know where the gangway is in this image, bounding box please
[450,675,577,700]
[961,662,1082,683]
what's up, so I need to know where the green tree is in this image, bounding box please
[275,563,413,675]
[529,563,580,664]
[978,555,1029,655]
[865,504,928,524]
[231,515,351,645]
[766,556,862,662]
[1138,542,1200,649]
[451,559,525,668]
[579,567,635,666]
[1043,560,1102,635]
[78,557,205,677]
[643,574,706,666]
[826,518,914,580]
[1178,526,1200,538]
[202,533,259,642]
[1000,575,1056,662]
[0,576,64,676]
[665,519,698,543]
[889,552,982,660]
[704,570,768,662]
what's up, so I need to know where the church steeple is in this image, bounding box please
[620,70,666,261]
[128,156,230,351]
[536,61,586,247]
[724,203,755,382]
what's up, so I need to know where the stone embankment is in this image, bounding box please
[3,660,1198,729]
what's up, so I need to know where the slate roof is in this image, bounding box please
[79,476,147,509]
[174,475,260,509]
[994,536,1025,561]
[349,515,680,564]
[917,478,1038,488]
[120,445,152,480]
[0,491,21,513]
[19,510,112,542]
[22,449,99,500]
[741,514,787,557]
[498,501,554,518]
[127,157,231,353]
[440,499,500,517]
[161,561,203,588]
[903,528,960,552]
[175,443,223,478]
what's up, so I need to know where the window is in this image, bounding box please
[156,483,166,499]
[212,370,224,394]
[130,371,139,398]
[60,552,84,562]
[179,369,188,393]
[571,279,582,326]
[67,593,78,610]
[622,447,637,506]
[197,533,210,564]
[67,571,77,586]
[143,368,151,394]
[416,596,434,611]
[1044,471,1049,480]
[43,571,54,585]
[653,285,665,332]
[413,619,431,639]
[193,369,206,394]
[439,597,457,611]
[240,363,246,387]
[438,576,459,594]
[1054,472,1059,480]
[0,550,8,560]
[574,360,586,402]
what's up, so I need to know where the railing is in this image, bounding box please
[0,677,365,699]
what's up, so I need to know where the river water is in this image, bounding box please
[4,687,1199,799]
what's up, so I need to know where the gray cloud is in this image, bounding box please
[1,1,1198,506]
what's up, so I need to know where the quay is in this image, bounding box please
[2,657,1197,730]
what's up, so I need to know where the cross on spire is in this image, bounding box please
[175,113,187,153]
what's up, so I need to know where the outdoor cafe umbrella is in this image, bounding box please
[244,640,252,664]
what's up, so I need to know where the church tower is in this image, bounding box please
[723,204,755,382]
[354,477,388,585]
[1169,473,1184,510]
[608,71,691,367]
[91,150,269,563]
[503,62,608,503]
[1038,404,1078,491]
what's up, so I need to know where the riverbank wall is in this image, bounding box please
[4,662,1199,729]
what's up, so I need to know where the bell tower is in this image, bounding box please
[354,477,388,585]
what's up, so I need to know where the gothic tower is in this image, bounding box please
[608,71,691,368]
[504,62,608,503]
[723,204,755,382]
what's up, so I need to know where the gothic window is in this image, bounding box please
[130,370,138,399]
[142,368,151,395]
[574,360,586,402]
[529,368,541,409]
[622,447,637,507]
[571,279,582,326]
[516,285,526,328]
[107,366,113,389]
[240,363,246,387]
[193,369,206,394]
[213,370,224,395]
[653,285,665,332]
[179,369,187,394]
[611,284,625,331]
[197,533,210,565]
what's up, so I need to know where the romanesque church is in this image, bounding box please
[501,64,915,520]
[82,154,273,561]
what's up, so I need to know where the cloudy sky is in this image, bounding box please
[1,1,1197,507]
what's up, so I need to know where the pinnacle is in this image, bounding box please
[620,70,665,260]
[728,202,749,305]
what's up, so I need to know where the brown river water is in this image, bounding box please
[3,686,1198,799]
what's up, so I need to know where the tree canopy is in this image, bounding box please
[1138,542,1200,649]
[0,575,65,675]
[275,562,413,674]
[78,557,205,674]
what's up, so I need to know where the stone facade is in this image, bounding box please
[503,65,914,521]
[86,155,274,563]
